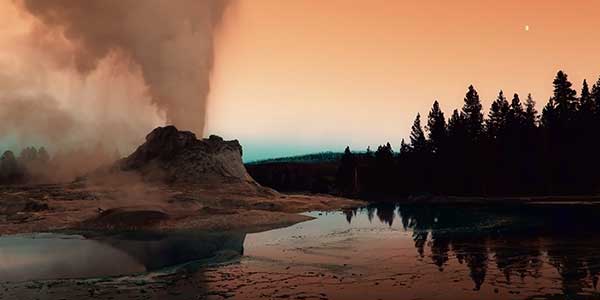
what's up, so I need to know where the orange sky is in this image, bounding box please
[207,0,600,160]
[2,0,600,161]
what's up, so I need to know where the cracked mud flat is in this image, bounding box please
[5,205,600,300]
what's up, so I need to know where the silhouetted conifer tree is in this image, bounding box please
[462,85,484,142]
[574,79,597,193]
[336,146,357,195]
[579,79,593,114]
[540,71,579,193]
[506,93,528,192]
[508,93,525,126]
[487,90,510,140]
[520,93,542,193]
[445,109,469,194]
[374,143,395,193]
[541,98,558,129]
[410,114,426,152]
[552,71,577,123]
[460,85,485,193]
[426,100,446,154]
[375,143,394,161]
[524,94,538,129]
[592,77,600,114]
[335,70,600,197]
[447,109,466,141]
[400,139,411,154]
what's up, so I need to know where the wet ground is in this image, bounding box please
[3,203,600,299]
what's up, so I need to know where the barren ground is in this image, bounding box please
[0,172,362,236]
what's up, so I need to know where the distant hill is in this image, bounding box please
[245,152,343,165]
[245,152,343,193]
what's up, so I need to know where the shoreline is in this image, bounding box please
[351,194,600,206]
[0,181,364,236]
[0,184,363,300]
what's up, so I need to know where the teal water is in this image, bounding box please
[0,231,245,282]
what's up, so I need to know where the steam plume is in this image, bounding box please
[20,0,229,136]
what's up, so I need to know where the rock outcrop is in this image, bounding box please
[120,126,256,185]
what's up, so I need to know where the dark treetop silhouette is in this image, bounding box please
[337,70,600,197]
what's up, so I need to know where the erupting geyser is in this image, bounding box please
[19,0,229,136]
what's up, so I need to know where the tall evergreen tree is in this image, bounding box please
[337,146,357,195]
[342,146,352,159]
[588,77,600,193]
[487,90,510,140]
[399,138,411,154]
[446,108,470,194]
[541,98,558,129]
[551,71,577,121]
[447,109,466,139]
[579,79,593,112]
[540,71,578,193]
[505,93,528,190]
[521,93,541,193]
[592,77,600,114]
[410,113,427,152]
[524,94,538,129]
[374,143,395,192]
[507,93,525,129]
[375,143,394,159]
[577,79,595,139]
[426,100,447,154]
[462,85,484,141]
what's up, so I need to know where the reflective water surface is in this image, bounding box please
[3,204,600,300]
[0,231,245,282]
[236,204,600,300]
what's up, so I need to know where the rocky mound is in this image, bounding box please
[120,126,257,185]
[82,207,169,229]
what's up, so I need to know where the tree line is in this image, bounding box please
[0,145,120,184]
[246,152,343,165]
[337,71,600,197]
[0,147,50,184]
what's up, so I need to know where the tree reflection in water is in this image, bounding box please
[343,203,600,298]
